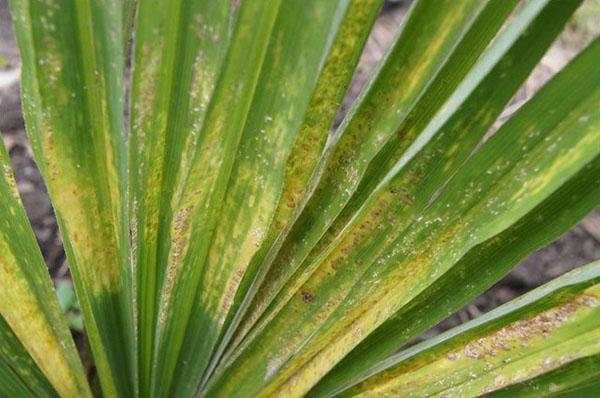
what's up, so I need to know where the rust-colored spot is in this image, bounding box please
[0,258,8,273]
[447,352,460,361]
[159,206,193,325]
[461,294,598,360]
[401,193,415,205]
[330,256,343,271]
[300,291,315,304]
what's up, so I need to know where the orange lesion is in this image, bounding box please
[0,257,9,274]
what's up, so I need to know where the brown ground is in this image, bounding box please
[1,0,600,339]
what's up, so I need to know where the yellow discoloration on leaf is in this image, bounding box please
[298,64,600,396]
[348,289,600,397]
[10,0,134,394]
[0,143,91,396]
[259,280,408,397]
[201,114,291,325]
[149,4,285,394]
[227,0,385,352]
[130,3,233,393]
[156,81,238,327]
[159,206,193,325]
[458,295,598,361]
[41,129,123,294]
[131,45,162,154]
[509,130,600,206]
[238,189,398,358]
[271,0,383,233]
[0,247,86,397]
[215,38,600,393]
[177,50,217,172]
[265,177,581,395]
[235,1,486,351]
[2,163,20,202]
[12,1,127,296]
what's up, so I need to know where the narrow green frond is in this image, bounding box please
[150,2,370,395]
[206,3,592,395]
[314,150,600,397]
[9,0,136,395]
[0,315,58,398]
[145,0,284,393]
[0,139,89,397]
[234,0,509,348]
[219,0,385,368]
[486,355,600,397]
[129,1,232,394]
[4,0,599,397]
[339,260,600,396]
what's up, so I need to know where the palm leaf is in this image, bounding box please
[9,0,135,395]
[211,1,385,380]
[229,0,520,353]
[0,316,58,397]
[336,260,600,396]
[312,27,600,397]
[206,1,590,396]
[314,138,600,397]
[5,0,600,396]
[0,139,89,396]
[487,355,600,397]
[128,1,233,394]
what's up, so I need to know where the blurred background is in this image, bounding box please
[1,0,599,342]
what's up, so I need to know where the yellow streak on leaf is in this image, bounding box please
[351,289,600,397]
[0,241,85,397]
[42,128,122,294]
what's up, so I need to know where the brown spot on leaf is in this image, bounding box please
[0,258,8,273]
[300,291,315,304]
[462,294,598,360]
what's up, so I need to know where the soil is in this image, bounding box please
[1,0,600,340]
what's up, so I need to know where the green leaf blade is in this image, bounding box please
[313,153,600,397]
[239,0,498,342]
[206,2,591,395]
[155,1,376,395]
[133,1,294,395]
[486,355,600,397]
[340,260,600,397]
[0,314,58,398]
[129,0,233,393]
[9,0,136,395]
[218,0,385,367]
[0,139,89,396]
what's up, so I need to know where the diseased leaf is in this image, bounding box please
[339,260,600,397]
[129,1,232,394]
[154,2,373,395]
[206,2,590,396]
[233,0,507,348]
[5,0,600,396]
[9,0,136,395]
[0,138,89,396]
[218,0,385,370]
[314,153,600,397]
[0,315,57,398]
[486,354,600,397]
[142,0,285,393]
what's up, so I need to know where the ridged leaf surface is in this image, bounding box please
[0,139,89,397]
[339,260,600,396]
[5,0,600,397]
[9,0,135,395]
